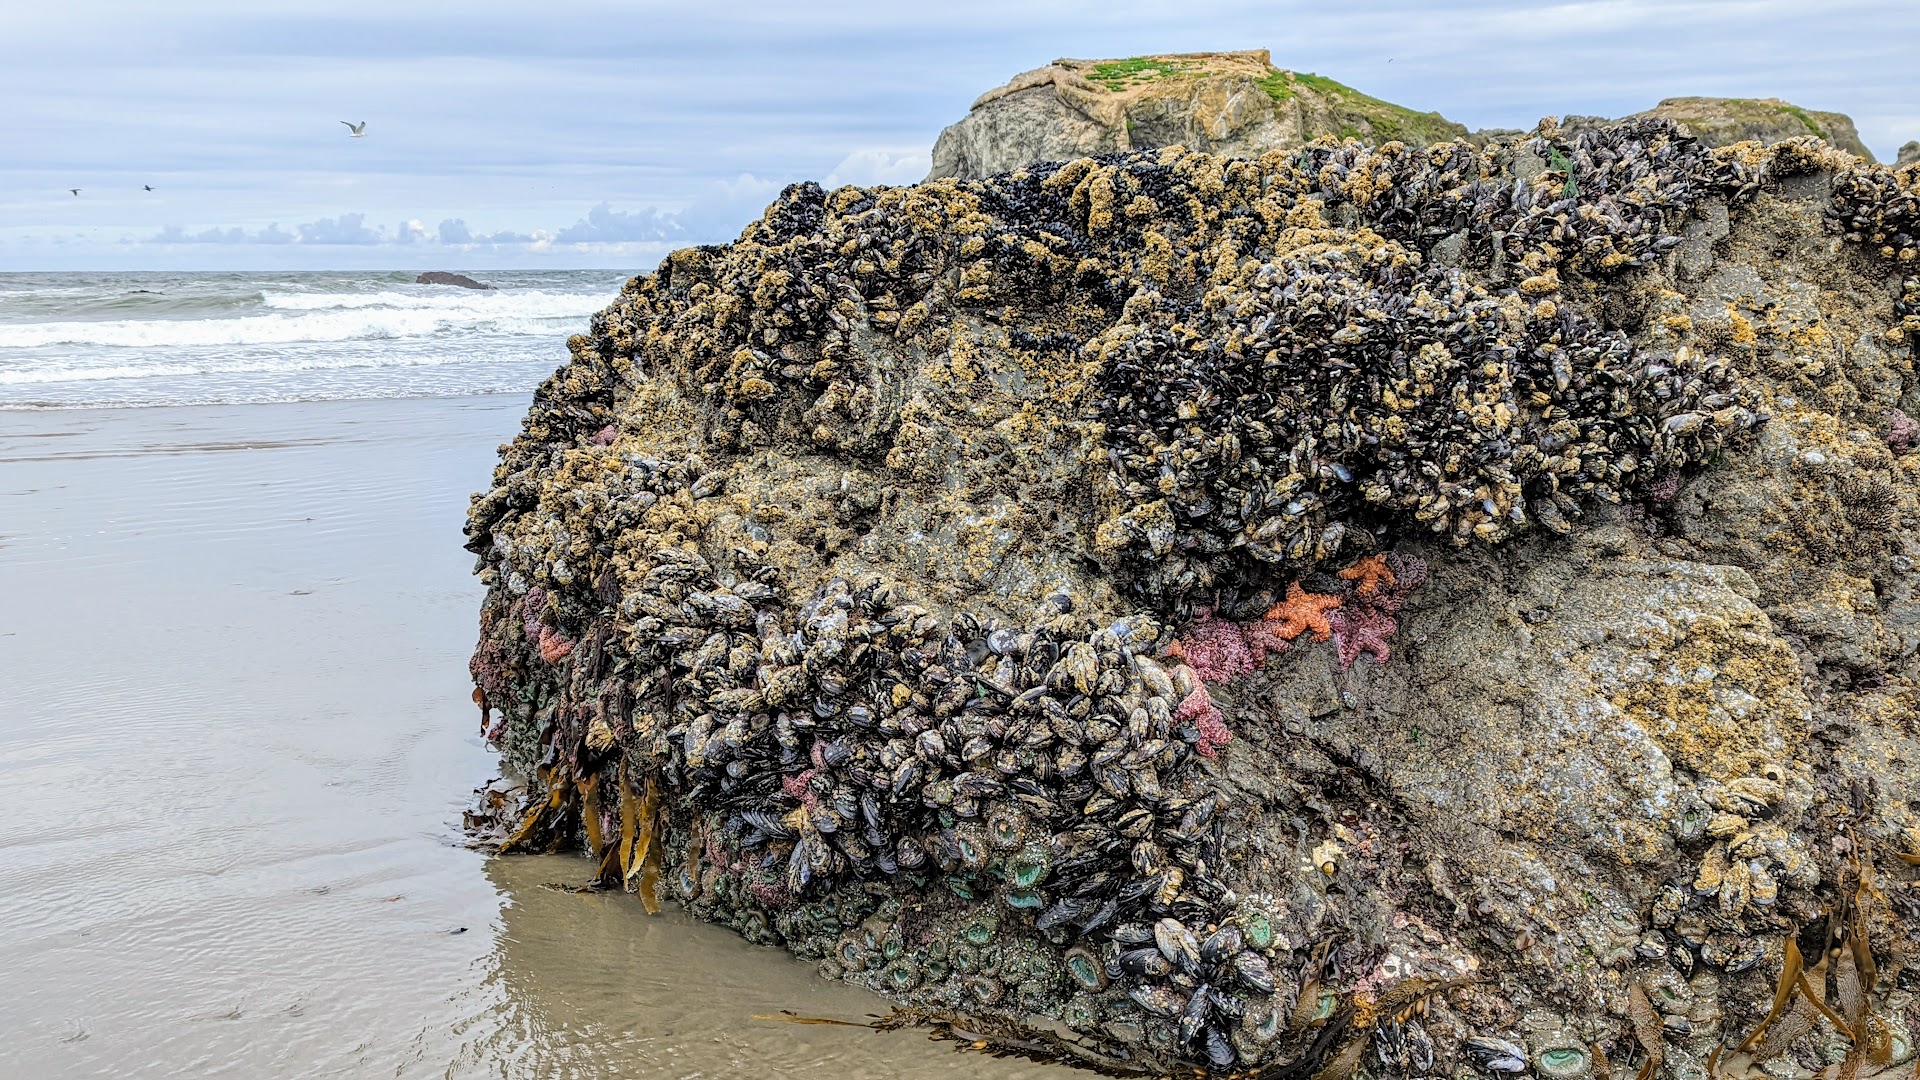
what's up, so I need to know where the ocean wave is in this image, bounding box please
[0,343,559,386]
[0,303,600,350]
[258,288,608,316]
[0,270,623,408]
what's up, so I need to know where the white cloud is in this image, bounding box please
[552,202,682,243]
[143,222,297,244]
[296,212,381,244]
[437,218,534,245]
[148,224,250,244]
[666,173,782,240]
[823,148,931,188]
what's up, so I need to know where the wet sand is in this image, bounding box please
[0,396,1067,1078]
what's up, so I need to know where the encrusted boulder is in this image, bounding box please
[927,50,1466,181]
[467,123,1920,1076]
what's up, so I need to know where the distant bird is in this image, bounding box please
[341,120,367,138]
[144,184,153,192]
[69,188,80,196]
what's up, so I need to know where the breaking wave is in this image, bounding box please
[0,269,626,407]
[0,294,602,350]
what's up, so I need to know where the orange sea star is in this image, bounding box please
[1338,554,1395,597]
[1263,582,1342,643]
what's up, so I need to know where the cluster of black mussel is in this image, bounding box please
[1085,119,1772,595]
[468,119,1909,1075]
[625,549,1284,1068]
[1830,156,1920,332]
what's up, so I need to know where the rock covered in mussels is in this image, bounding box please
[467,120,1920,1076]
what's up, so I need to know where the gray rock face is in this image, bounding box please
[468,123,1920,1076]
[1900,140,1920,167]
[928,74,1125,183]
[416,271,494,289]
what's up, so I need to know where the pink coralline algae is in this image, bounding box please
[745,869,791,909]
[782,768,819,804]
[519,586,549,643]
[589,424,620,446]
[1888,409,1919,454]
[469,609,517,706]
[1646,471,1684,503]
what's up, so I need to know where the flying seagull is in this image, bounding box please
[144,184,153,192]
[341,121,367,138]
[69,188,80,196]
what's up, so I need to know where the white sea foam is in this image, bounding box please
[0,269,625,407]
[257,288,604,317]
[0,304,595,350]
[0,346,525,385]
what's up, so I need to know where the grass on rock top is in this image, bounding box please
[1257,67,1463,144]
[1773,103,1826,138]
[1671,98,1830,140]
[1087,57,1194,90]
[1074,55,1468,147]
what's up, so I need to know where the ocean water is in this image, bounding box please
[0,269,629,408]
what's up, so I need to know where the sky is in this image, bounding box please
[5,0,1918,271]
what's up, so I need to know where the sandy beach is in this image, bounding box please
[0,394,1065,1077]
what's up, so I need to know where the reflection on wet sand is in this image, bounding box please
[459,852,1072,1078]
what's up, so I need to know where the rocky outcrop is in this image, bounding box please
[927,50,1465,181]
[1900,141,1920,168]
[1627,98,1876,162]
[467,123,1920,1076]
[417,271,494,289]
[932,55,1886,179]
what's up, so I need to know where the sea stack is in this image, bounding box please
[417,271,495,290]
[926,49,1466,180]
